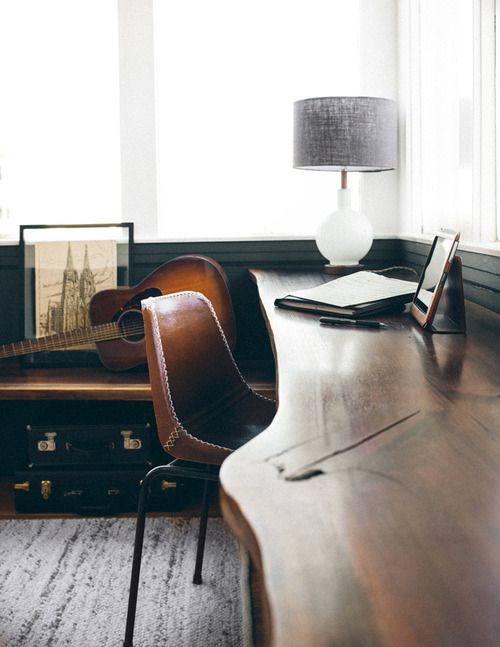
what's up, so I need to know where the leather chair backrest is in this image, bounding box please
[142,291,249,462]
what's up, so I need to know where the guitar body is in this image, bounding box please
[89,255,236,371]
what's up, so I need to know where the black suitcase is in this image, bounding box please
[26,423,153,469]
[14,468,191,514]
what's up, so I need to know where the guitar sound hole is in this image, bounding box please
[118,310,144,343]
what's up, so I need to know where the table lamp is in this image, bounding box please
[293,96,397,274]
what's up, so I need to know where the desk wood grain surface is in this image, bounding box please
[220,270,500,647]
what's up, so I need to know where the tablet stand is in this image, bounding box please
[426,256,466,334]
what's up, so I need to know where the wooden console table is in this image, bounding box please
[0,366,152,401]
[0,364,273,517]
[220,270,500,647]
[0,366,274,401]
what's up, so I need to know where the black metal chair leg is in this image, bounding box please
[123,462,219,644]
[193,477,211,585]
[123,479,150,647]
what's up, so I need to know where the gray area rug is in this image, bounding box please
[0,518,244,647]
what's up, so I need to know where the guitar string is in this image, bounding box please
[7,323,145,346]
[0,331,146,357]
[0,321,147,357]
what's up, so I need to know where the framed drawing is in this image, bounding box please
[19,223,134,367]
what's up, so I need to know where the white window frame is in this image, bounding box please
[118,0,158,241]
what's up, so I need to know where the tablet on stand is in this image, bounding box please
[410,231,466,334]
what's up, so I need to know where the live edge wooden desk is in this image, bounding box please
[220,270,500,647]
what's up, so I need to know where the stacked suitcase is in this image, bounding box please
[14,423,188,514]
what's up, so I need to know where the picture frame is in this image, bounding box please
[19,222,134,368]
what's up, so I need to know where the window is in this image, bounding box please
[154,0,361,239]
[0,1,121,232]
[401,0,497,244]
[0,1,396,242]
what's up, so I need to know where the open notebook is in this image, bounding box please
[275,271,417,318]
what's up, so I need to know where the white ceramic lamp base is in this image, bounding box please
[315,188,373,274]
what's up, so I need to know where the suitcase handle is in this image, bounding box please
[65,441,115,455]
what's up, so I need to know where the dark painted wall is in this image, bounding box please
[0,237,498,367]
[0,237,498,478]
[0,238,403,368]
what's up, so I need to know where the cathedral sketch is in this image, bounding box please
[35,240,117,338]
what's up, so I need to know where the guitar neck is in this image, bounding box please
[0,322,123,360]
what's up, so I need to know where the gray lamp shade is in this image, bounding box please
[293,96,397,171]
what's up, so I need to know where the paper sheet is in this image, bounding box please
[288,271,417,307]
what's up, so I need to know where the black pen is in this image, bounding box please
[319,317,388,329]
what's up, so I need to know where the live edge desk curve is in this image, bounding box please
[220,269,500,647]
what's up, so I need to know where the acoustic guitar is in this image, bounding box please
[0,255,236,371]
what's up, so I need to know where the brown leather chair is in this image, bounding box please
[123,290,276,647]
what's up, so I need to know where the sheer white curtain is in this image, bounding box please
[401,0,497,244]
[154,0,361,239]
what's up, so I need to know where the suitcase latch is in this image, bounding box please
[161,480,177,491]
[14,481,30,492]
[38,432,57,452]
[121,430,142,450]
[41,480,52,501]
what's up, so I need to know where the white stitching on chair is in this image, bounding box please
[142,295,232,452]
[192,292,275,403]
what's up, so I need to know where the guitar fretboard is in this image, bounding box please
[0,320,141,359]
